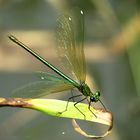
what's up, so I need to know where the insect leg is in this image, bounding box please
[86,99,97,118]
[99,99,107,111]
[58,94,83,114]
[71,89,75,102]
[74,97,87,120]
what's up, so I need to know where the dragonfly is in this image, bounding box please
[8,9,106,119]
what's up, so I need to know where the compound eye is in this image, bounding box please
[90,96,95,102]
[96,91,100,96]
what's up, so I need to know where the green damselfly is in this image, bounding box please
[8,9,106,119]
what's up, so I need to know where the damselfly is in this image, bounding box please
[8,9,106,119]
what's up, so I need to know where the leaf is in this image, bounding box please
[28,99,112,124]
[0,98,113,138]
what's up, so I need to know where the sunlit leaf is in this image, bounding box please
[0,98,113,138]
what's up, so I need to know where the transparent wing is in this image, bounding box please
[56,9,86,83]
[12,72,75,98]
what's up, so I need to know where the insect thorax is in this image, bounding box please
[79,83,91,97]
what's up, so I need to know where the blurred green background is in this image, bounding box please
[0,0,140,140]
